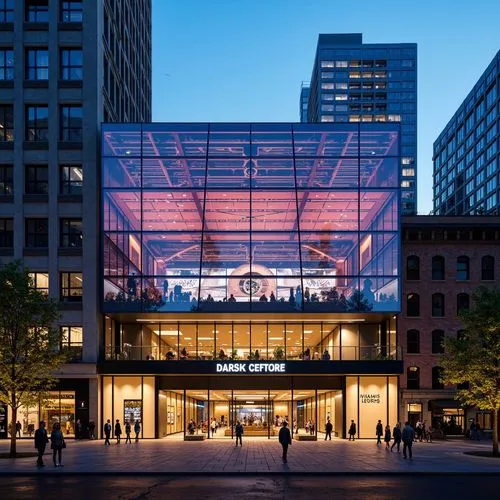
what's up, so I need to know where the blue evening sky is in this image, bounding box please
[152,0,500,214]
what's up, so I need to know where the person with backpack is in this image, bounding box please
[134,420,141,442]
[278,420,292,463]
[235,420,243,447]
[50,422,65,467]
[376,420,383,445]
[348,420,356,441]
[324,417,333,440]
[402,421,415,459]
[114,419,122,444]
[125,421,132,443]
[391,422,402,452]
[103,419,112,446]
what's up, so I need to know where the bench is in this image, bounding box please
[184,434,206,441]
[294,435,317,441]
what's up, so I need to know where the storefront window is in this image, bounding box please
[41,391,76,436]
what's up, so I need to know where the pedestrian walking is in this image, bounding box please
[211,418,218,436]
[416,420,423,442]
[278,420,292,463]
[16,421,22,438]
[134,420,141,442]
[114,419,122,444]
[125,421,132,443]
[391,423,402,452]
[235,420,243,447]
[324,417,333,440]
[103,419,112,446]
[34,421,49,467]
[384,424,391,450]
[88,420,96,440]
[402,421,415,459]
[376,420,383,445]
[50,422,65,467]
[75,419,83,439]
[348,420,356,441]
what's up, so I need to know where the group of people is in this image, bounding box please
[34,421,66,468]
[103,419,141,445]
[374,419,418,459]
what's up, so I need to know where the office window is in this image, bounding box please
[0,165,13,194]
[0,0,14,22]
[25,105,49,141]
[61,0,83,22]
[406,293,420,317]
[431,256,445,280]
[406,329,420,354]
[60,48,82,80]
[60,165,83,194]
[406,255,420,280]
[25,218,48,248]
[481,255,495,281]
[60,326,83,360]
[432,329,445,354]
[0,105,14,141]
[60,218,83,248]
[60,105,82,141]
[29,272,49,294]
[432,293,445,317]
[457,293,470,315]
[60,272,82,302]
[456,256,470,280]
[406,366,419,390]
[0,48,14,80]
[432,367,444,390]
[25,165,48,194]
[0,218,13,247]
[25,0,49,22]
[26,48,49,80]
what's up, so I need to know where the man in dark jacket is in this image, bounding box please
[34,421,49,467]
[376,420,383,445]
[235,420,243,447]
[278,421,292,463]
[402,421,415,459]
[114,419,122,444]
[325,417,333,440]
[104,419,112,446]
[348,420,356,441]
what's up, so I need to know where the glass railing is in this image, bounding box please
[104,345,402,362]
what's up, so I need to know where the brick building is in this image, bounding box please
[400,216,500,435]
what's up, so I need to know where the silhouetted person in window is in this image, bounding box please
[163,279,169,299]
[228,294,236,302]
[322,349,330,360]
[289,287,295,304]
[269,291,276,302]
[304,287,310,302]
[127,272,137,297]
[259,294,267,301]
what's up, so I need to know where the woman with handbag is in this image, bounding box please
[50,422,66,467]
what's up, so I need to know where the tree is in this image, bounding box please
[0,262,66,458]
[440,286,500,457]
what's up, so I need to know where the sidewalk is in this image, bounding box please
[0,438,498,475]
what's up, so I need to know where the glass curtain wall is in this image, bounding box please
[108,321,400,361]
[102,123,400,314]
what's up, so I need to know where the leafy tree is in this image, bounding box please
[440,287,500,457]
[0,262,66,457]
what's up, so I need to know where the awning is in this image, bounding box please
[428,399,463,413]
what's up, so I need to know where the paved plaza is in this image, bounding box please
[1,438,498,474]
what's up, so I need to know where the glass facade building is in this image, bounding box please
[102,123,401,315]
[433,50,499,215]
[100,122,403,440]
[302,34,417,215]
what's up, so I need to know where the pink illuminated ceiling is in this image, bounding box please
[103,124,399,265]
